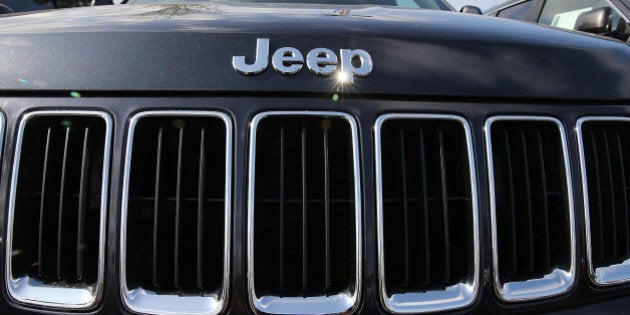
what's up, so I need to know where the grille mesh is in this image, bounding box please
[488,118,574,300]
[379,118,474,294]
[252,114,357,299]
[125,115,227,295]
[580,119,630,278]
[8,112,110,309]
[12,116,106,285]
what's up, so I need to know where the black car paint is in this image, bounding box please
[0,3,629,314]
[0,5,629,100]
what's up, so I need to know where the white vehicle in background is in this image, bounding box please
[485,0,630,41]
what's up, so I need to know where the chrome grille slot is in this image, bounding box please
[486,117,575,301]
[578,117,630,285]
[248,112,361,314]
[121,111,231,315]
[7,111,111,309]
[375,114,479,313]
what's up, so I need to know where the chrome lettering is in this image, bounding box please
[340,49,373,84]
[232,38,270,75]
[306,48,338,76]
[271,47,304,75]
[232,38,373,83]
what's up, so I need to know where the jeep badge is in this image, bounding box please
[232,38,373,83]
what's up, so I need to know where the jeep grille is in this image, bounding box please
[486,116,575,301]
[6,111,112,309]
[578,117,630,286]
[248,111,361,314]
[375,114,479,313]
[120,111,232,315]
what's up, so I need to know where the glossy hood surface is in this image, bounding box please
[0,3,629,100]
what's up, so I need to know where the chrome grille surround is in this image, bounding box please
[5,110,112,309]
[247,111,362,315]
[485,116,576,302]
[120,111,232,315]
[374,113,480,313]
[577,116,630,286]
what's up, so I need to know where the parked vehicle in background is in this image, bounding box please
[486,0,630,41]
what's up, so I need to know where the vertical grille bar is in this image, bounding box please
[76,128,89,281]
[520,130,535,272]
[536,131,551,269]
[615,132,630,255]
[603,132,618,259]
[438,130,450,283]
[590,132,605,263]
[196,128,206,290]
[503,130,518,274]
[152,127,163,288]
[418,129,431,284]
[56,127,71,279]
[279,127,285,294]
[301,126,308,295]
[173,127,184,288]
[38,127,52,277]
[399,130,410,286]
[323,127,331,292]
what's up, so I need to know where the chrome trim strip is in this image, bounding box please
[577,116,630,286]
[120,111,232,315]
[247,111,362,315]
[5,110,112,309]
[485,116,576,302]
[374,114,480,313]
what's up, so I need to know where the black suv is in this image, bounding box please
[0,1,629,314]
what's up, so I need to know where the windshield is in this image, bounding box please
[127,0,454,10]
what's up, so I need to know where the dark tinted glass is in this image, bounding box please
[497,0,537,22]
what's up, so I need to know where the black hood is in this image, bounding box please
[0,3,629,100]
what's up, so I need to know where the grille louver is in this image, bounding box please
[486,117,575,301]
[7,111,111,309]
[248,112,361,314]
[578,117,630,285]
[121,111,231,315]
[375,114,479,313]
